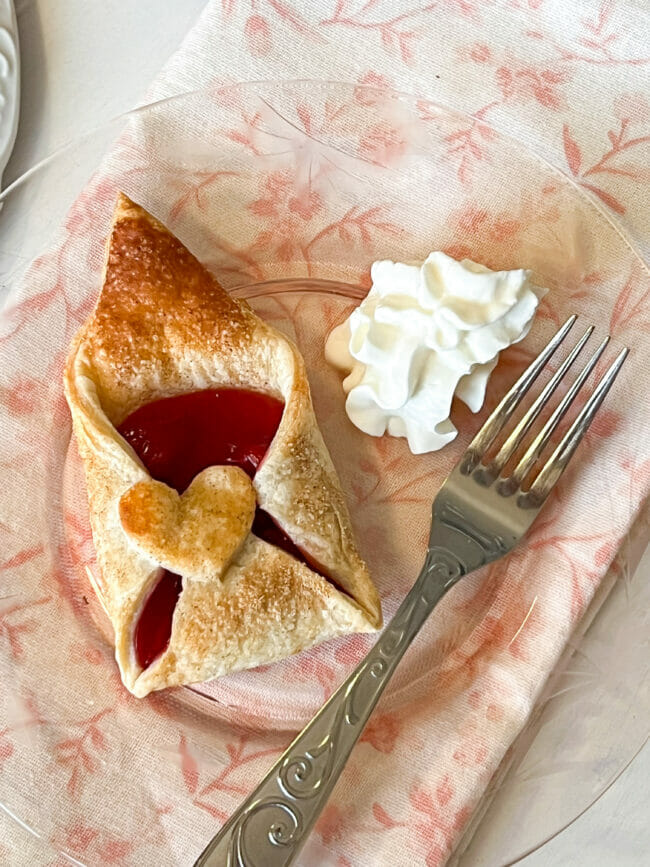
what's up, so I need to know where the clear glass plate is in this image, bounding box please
[0,81,648,866]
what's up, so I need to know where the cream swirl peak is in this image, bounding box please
[325,252,546,454]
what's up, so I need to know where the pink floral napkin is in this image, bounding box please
[1,2,650,865]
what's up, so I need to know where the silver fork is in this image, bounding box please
[194,315,627,867]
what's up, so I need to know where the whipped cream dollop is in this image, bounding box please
[325,252,546,454]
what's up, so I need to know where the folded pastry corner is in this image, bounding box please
[64,192,381,697]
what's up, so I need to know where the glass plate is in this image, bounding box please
[0,81,648,866]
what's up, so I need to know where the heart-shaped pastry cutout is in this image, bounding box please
[119,466,255,582]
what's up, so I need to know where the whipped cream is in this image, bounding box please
[325,252,546,454]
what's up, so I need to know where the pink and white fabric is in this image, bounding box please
[1,2,650,865]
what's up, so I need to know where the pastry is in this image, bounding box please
[64,193,381,698]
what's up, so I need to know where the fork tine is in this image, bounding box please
[482,325,594,484]
[461,315,576,472]
[499,334,610,494]
[524,346,628,505]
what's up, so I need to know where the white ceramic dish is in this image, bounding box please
[0,0,19,188]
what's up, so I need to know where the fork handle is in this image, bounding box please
[194,540,470,867]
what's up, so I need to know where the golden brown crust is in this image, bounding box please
[134,537,369,698]
[87,194,257,424]
[64,193,381,697]
[119,467,256,583]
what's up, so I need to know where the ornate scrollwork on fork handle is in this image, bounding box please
[194,515,499,867]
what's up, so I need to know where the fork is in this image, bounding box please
[194,315,628,867]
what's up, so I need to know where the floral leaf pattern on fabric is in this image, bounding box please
[1,2,650,864]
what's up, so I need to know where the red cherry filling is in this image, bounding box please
[118,388,310,671]
[133,570,183,670]
[119,388,284,493]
